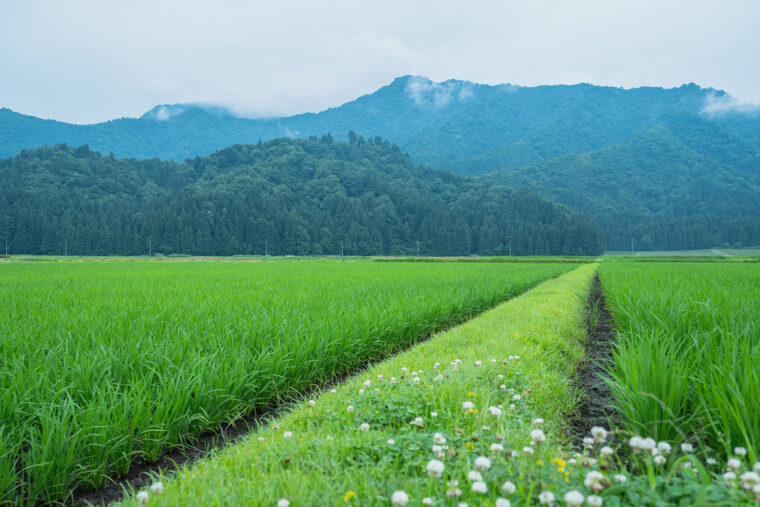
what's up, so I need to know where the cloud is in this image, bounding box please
[702,93,760,115]
[155,106,170,121]
[405,77,473,108]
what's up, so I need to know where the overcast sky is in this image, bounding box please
[1,0,759,124]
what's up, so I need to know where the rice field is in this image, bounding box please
[0,259,572,504]
[599,262,760,462]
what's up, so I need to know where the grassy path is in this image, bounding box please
[121,264,597,505]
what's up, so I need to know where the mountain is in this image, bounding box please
[0,138,605,256]
[0,76,737,170]
[2,76,759,251]
[484,110,760,250]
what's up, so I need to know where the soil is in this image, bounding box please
[569,273,619,445]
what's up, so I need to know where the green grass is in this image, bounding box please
[119,263,597,506]
[0,259,573,504]
[599,262,760,462]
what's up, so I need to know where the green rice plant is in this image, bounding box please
[0,259,573,504]
[117,263,598,506]
[600,262,760,462]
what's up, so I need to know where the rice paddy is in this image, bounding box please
[0,259,572,504]
[599,262,760,462]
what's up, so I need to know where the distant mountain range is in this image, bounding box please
[2,76,759,251]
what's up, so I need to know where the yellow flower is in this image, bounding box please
[344,491,355,502]
[467,392,475,397]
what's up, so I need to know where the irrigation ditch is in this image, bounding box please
[569,273,619,444]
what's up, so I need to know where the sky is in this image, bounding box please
[1,0,759,124]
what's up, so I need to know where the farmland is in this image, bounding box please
[600,262,760,461]
[0,259,573,504]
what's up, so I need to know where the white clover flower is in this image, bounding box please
[629,436,644,450]
[584,471,605,491]
[359,423,369,432]
[390,377,397,384]
[283,431,293,439]
[136,491,149,504]
[258,436,265,441]
[511,450,520,458]
[467,470,483,481]
[431,411,438,418]
[391,490,409,506]
[509,404,516,411]
[508,355,515,361]
[490,443,505,452]
[523,446,535,456]
[430,432,445,444]
[513,394,521,401]
[358,389,364,395]
[502,481,517,494]
[150,482,163,495]
[401,367,408,374]
[410,416,424,427]
[489,406,503,418]
[432,445,444,458]
[740,471,760,490]
[587,495,603,506]
[654,455,666,466]
[538,490,554,504]
[656,441,671,456]
[347,405,354,412]
[434,362,440,369]
[640,438,656,451]
[491,358,497,363]
[326,436,333,441]
[534,418,544,426]
[590,426,608,443]
[497,374,505,380]
[471,481,487,494]
[706,458,717,465]
[600,446,614,457]
[413,376,421,385]
[474,360,482,367]
[680,442,694,453]
[728,458,741,471]
[724,471,737,485]
[531,429,546,445]
[422,498,433,505]
[500,384,507,391]
[427,459,445,478]
[462,401,475,411]
[451,362,459,370]
[308,399,316,407]
[330,388,337,393]
[375,388,380,393]
[277,500,289,507]
[377,374,384,380]
[387,439,395,445]
[447,480,462,498]
[474,456,491,471]
[568,458,577,465]
[564,490,584,507]
[614,474,627,483]
[582,437,594,450]
[496,499,511,507]
[363,379,371,388]
[755,462,760,473]
[735,447,747,457]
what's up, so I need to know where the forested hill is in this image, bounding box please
[485,111,760,251]
[2,76,753,174]
[0,138,605,256]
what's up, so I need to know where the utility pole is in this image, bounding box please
[341,240,344,257]
[149,239,152,257]
[64,240,67,257]
[416,240,420,258]
[509,239,512,257]
[5,240,7,256]
[265,239,268,257]
[631,238,634,256]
